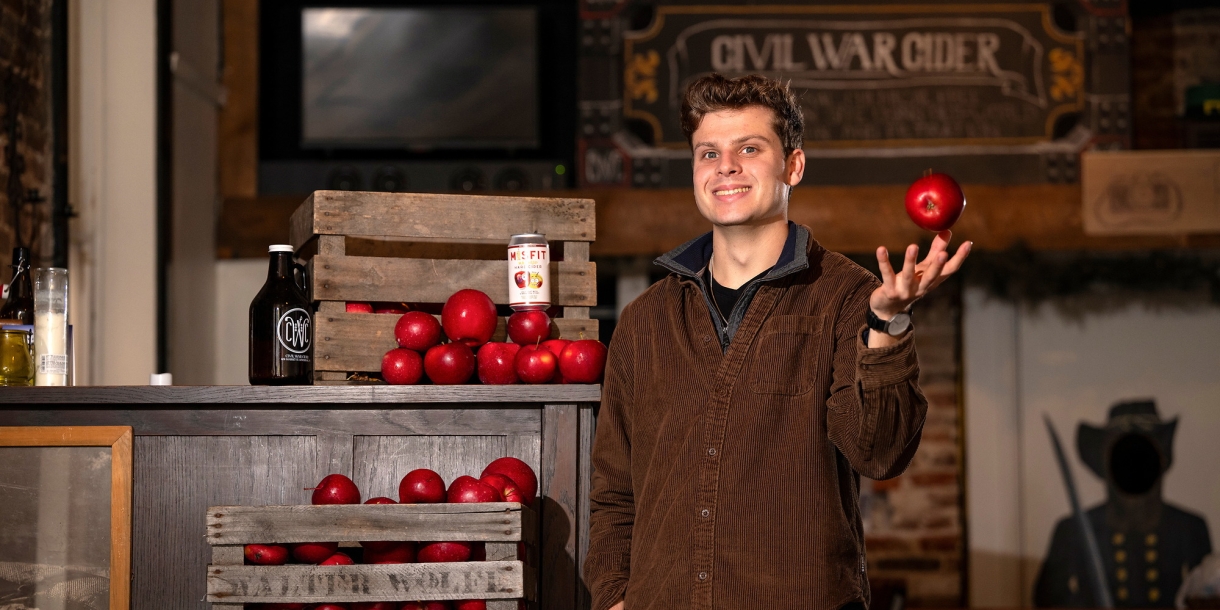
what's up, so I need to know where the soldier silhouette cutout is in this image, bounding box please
[1035,400,1212,607]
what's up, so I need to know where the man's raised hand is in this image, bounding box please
[870,230,971,319]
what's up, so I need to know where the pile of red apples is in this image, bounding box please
[242,457,537,610]
[349,289,606,386]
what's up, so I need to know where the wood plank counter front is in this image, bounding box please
[0,385,600,610]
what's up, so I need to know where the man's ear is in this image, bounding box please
[785,148,806,187]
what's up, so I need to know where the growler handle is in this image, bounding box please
[292,261,310,302]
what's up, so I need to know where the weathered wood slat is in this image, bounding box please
[0,385,601,405]
[315,313,598,373]
[311,256,596,306]
[207,503,535,544]
[289,191,595,249]
[539,404,580,610]
[206,561,532,603]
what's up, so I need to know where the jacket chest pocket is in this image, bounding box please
[748,315,823,396]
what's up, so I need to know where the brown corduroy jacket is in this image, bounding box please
[585,224,928,610]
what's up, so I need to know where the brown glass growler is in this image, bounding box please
[249,245,312,385]
[0,247,34,324]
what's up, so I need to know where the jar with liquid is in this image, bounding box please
[0,327,33,386]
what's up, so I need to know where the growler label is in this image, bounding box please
[277,307,312,360]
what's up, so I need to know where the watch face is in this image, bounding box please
[887,312,911,336]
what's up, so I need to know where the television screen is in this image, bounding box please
[301,7,539,149]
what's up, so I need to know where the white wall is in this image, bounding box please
[70,0,159,385]
[214,259,266,384]
[965,288,1220,606]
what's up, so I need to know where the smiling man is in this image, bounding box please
[584,74,970,610]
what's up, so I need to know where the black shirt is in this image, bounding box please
[708,267,770,327]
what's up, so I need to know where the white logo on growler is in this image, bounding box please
[508,234,549,311]
[277,307,312,355]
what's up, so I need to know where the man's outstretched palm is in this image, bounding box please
[870,230,971,317]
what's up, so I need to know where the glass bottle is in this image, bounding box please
[249,245,312,385]
[0,247,34,324]
[0,327,33,385]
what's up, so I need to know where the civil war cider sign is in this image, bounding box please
[624,4,1086,148]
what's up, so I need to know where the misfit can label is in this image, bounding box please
[277,307,312,362]
[508,242,550,310]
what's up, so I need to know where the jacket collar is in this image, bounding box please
[654,221,810,281]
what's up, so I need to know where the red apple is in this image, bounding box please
[374,302,409,315]
[361,497,399,552]
[400,603,452,610]
[309,474,361,505]
[399,469,446,504]
[540,339,571,383]
[506,310,551,345]
[481,457,537,507]
[352,603,399,610]
[395,311,443,351]
[905,171,966,232]
[290,541,339,564]
[244,544,289,565]
[477,342,520,385]
[454,601,486,610]
[558,340,607,384]
[424,343,476,385]
[363,542,416,564]
[441,289,498,348]
[479,473,525,504]
[315,605,349,610]
[515,345,557,384]
[319,551,354,566]
[447,475,500,503]
[382,348,424,385]
[346,302,374,313]
[417,541,472,563]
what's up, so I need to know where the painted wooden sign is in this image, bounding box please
[624,4,1085,149]
[1082,150,1220,235]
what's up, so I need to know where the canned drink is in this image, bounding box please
[508,234,550,311]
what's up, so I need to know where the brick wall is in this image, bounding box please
[0,0,54,263]
[862,282,965,607]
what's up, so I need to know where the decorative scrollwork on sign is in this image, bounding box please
[625,50,660,104]
[1049,48,1083,102]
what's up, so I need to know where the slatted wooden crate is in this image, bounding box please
[207,502,536,609]
[289,191,598,383]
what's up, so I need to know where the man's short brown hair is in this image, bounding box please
[680,73,804,158]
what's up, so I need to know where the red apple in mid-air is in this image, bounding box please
[382,348,424,385]
[319,551,354,566]
[346,302,374,314]
[400,602,452,610]
[540,339,571,383]
[395,311,443,351]
[441,289,498,348]
[424,343,476,385]
[453,601,486,610]
[417,541,473,563]
[364,542,417,564]
[515,344,557,384]
[291,541,339,564]
[360,497,399,552]
[905,171,966,232]
[447,475,500,503]
[477,342,520,385]
[480,473,525,504]
[558,340,607,384]
[506,310,551,345]
[309,474,361,505]
[399,469,446,504]
[244,544,289,565]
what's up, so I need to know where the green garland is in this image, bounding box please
[850,245,1220,310]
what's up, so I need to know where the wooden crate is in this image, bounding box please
[207,502,536,609]
[290,191,598,383]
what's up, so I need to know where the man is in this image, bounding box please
[584,73,971,610]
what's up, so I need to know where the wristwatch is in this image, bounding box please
[866,308,912,336]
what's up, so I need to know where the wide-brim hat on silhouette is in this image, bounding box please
[1076,399,1178,481]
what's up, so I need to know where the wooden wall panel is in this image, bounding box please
[219,0,258,199]
[133,435,318,610]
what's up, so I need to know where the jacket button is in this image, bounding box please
[701,509,710,518]
[698,571,708,581]
[707,448,717,456]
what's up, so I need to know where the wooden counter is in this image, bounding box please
[0,385,601,610]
